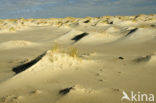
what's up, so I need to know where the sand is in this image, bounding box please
[0,14,156,103]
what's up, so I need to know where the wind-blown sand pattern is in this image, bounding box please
[0,14,156,103]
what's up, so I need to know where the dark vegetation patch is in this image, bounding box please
[12,52,46,74]
[71,32,89,42]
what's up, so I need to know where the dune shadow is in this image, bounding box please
[125,28,138,37]
[133,55,151,63]
[59,86,73,96]
[83,20,90,23]
[107,28,139,44]
[12,52,46,74]
[71,32,89,42]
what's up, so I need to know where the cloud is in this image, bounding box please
[0,0,156,18]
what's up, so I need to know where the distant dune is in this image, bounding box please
[0,14,155,33]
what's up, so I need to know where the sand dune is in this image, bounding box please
[0,14,156,103]
[0,40,39,49]
[0,14,155,33]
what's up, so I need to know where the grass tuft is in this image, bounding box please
[68,47,79,58]
[9,27,16,32]
[51,43,60,53]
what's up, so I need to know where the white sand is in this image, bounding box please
[0,14,156,103]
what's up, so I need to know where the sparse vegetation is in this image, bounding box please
[9,27,16,32]
[50,43,79,59]
[51,43,60,53]
[68,47,79,58]
[100,20,108,24]
[132,19,137,23]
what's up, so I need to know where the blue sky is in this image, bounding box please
[0,0,156,18]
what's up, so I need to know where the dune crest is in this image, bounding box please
[0,14,155,33]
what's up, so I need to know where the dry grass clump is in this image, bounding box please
[100,20,108,24]
[50,43,79,58]
[49,44,81,63]
[64,17,76,22]
[51,43,60,53]
[9,27,16,32]
[132,19,137,23]
[68,47,79,58]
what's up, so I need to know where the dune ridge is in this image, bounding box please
[0,14,155,33]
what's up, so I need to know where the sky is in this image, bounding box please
[0,0,156,19]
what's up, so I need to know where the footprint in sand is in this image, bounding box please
[117,71,122,76]
[11,96,23,102]
[99,79,104,82]
[1,95,23,102]
[99,69,103,72]
[96,73,101,76]
[95,72,107,83]
[30,90,42,95]
[112,88,120,92]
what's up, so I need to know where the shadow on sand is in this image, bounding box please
[12,52,46,74]
[71,32,89,42]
